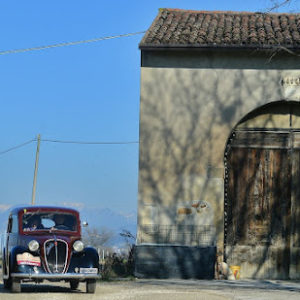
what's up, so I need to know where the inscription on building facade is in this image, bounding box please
[282,77,300,86]
[281,77,300,100]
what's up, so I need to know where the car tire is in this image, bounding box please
[86,279,96,293]
[11,279,21,293]
[70,280,79,290]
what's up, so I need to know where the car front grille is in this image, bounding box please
[44,239,68,273]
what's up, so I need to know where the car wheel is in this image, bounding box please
[70,280,79,290]
[11,279,21,293]
[86,279,96,293]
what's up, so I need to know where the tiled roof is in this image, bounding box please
[139,8,300,49]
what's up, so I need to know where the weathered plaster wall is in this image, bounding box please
[138,50,300,266]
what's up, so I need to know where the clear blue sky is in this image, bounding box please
[0,0,298,214]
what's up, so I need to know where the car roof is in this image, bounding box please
[9,205,79,215]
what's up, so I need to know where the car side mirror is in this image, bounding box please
[82,221,88,227]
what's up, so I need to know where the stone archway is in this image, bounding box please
[224,101,300,279]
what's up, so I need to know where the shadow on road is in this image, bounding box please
[135,279,300,293]
[0,283,84,294]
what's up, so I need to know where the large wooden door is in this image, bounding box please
[225,131,293,278]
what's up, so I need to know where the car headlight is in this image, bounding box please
[73,240,84,252]
[28,240,39,252]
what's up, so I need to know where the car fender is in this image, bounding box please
[9,246,28,273]
[84,247,99,268]
[68,247,99,272]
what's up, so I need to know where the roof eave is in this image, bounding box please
[139,44,300,51]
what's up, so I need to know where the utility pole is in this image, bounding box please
[31,134,41,205]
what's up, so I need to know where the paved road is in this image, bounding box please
[0,279,300,300]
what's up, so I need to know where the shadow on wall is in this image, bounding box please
[136,65,300,279]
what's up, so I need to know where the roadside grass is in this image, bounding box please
[100,248,135,281]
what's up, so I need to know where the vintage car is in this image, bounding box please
[1,206,100,293]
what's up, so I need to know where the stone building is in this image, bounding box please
[135,8,300,279]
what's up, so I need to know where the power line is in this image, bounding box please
[0,137,139,155]
[0,31,146,55]
[41,138,139,145]
[0,139,35,155]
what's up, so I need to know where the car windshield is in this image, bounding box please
[22,212,77,232]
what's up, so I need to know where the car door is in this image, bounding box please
[5,214,19,275]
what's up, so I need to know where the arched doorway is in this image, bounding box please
[224,101,300,279]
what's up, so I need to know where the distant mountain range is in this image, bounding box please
[0,205,137,248]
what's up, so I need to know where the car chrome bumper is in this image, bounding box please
[11,272,100,280]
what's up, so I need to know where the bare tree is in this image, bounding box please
[82,226,115,248]
[120,229,136,246]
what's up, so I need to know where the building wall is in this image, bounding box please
[137,49,300,278]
